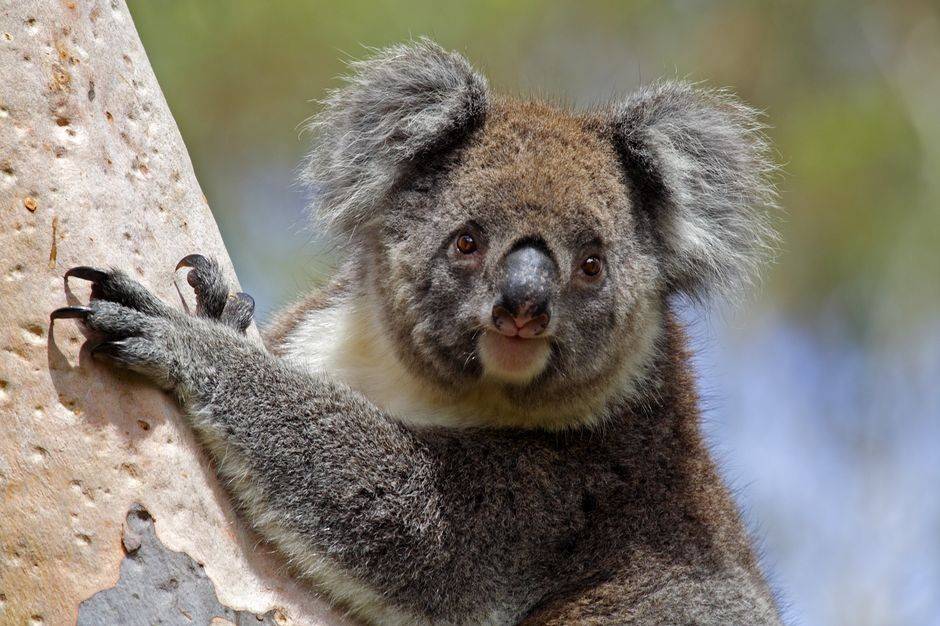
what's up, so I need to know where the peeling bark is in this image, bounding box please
[0,2,345,624]
[78,505,278,626]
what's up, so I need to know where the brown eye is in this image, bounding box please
[580,256,602,277]
[456,233,478,254]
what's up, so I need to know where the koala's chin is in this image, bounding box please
[477,331,551,386]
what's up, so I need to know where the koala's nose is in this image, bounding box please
[492,244,555,338]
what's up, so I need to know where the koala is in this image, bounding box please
[52,40,780,625]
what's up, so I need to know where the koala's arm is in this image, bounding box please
[51,265,525,622]
[173,328,452,591]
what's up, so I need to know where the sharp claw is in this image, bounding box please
[50,306,93,321]
[91,340,127,360]
[65,266,108,283]
[234,292,255,314]
[175,254,209,272]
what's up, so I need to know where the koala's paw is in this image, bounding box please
[176,254,254,333]
[51,267,186,388]
[52,260,253,391]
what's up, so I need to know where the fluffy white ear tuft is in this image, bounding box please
[610,81,778,300]
[302,39,488,238]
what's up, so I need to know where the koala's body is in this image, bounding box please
[53,41,781,624]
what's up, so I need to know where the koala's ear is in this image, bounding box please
[609,82,777,299]
[303,39,488,237]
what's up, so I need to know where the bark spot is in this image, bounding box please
[120,462,142,481]
[30,446,48,463]
[48,216,58,269]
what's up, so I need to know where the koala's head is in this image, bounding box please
[304,40,775,427]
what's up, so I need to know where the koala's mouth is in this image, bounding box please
[477,331,551,385]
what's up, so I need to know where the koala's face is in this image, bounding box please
[305,41,774,424]
[375,100,660,411]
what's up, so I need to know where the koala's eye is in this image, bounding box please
[580,256,603,278]
[455,233,478,255]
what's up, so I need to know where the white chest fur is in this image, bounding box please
[278,295,662,430]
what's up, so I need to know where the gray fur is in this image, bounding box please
[58,41,783,625]
[220,292,255,332]
[610,81,777,299]
[303,39,489,239]
[54,268,780,624]
[181,254,230,319]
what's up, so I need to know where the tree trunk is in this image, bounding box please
[0,2,345,624]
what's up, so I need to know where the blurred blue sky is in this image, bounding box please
[693,310,940,625]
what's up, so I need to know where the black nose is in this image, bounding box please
[492,244,555,338]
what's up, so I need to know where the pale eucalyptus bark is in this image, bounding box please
[0,2,344,624]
